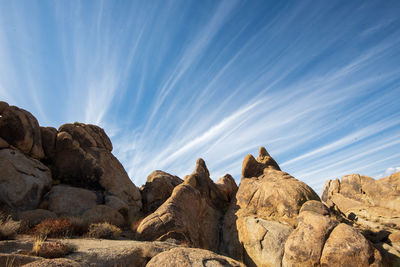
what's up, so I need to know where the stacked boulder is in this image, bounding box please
[322,172,400,266]
[0,101,141,226]
[222,147,383,267]
[137,159,237,252]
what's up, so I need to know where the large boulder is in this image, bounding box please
[146,247,245,267]
[45,185,98,216]
[282,211,338,266]
[320,223,382,267]
[17,209,57,227]
[0,148,52,211]
[50,123,142,218]
[0,102,44,159]
[137,159,229,252]
[82,205,125,227]
[322,172,400,265]
[140,170,182,214]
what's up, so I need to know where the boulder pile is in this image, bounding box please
[0,101,399,266]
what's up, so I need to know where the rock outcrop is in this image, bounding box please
[44,185,98,217]
[50,123,142,218]
[146,247,245,267]
[0,148,52,211]
[223,147,383,267]
[216,174,238,202]
[0,102,44,159]
[137,159,234,252]
[322,172,400,265]
[140,170,182,214]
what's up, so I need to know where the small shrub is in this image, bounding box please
[33,218,72,238]
[32,237,76,258]
[87,222,121,239]
[0,212,21,240]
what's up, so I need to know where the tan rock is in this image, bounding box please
[299,200,330,216]
[22,258,83,267]
[216,174,238,202]
[65,239,177,267]
[104,195,128,217]
[137,159,227,252]
[46,185,97,216]
[0,103,44,159]
[146,247,245,267]
[18,209,57,227]
[140,170,182,214]
[320,223,382,267]
[0,148,52,210]
[82,205,125,226]
[52,123,141,216]
[0,253,42,267]
[242,146,280,178]
[322,172,400,265]
[222,147,320,266]
[238,216,292,267]
[282,211,338,266]
[40,127,57,160]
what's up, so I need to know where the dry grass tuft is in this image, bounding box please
[31,237,76,258]
[0,212,21,240]
[33,218,72,239]
[87,222,122,239]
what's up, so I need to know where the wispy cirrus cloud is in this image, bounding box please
[1,0,399,194]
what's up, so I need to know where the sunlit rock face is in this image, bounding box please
[322,172,400,266]
[137,158,235,252]
[222,147,383,267]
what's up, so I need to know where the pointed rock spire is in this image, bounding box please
[242,146,281,178]
[193,158,210,178]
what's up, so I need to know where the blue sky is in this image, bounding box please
[1,0,400,193]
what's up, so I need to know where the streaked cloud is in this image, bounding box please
[0,0,399,195]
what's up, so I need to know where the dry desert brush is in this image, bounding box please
[87,222,121,239]
[0,212,21,240]
[33,218,73,238]
[32,237,76,258]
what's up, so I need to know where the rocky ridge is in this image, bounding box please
[0,101,399,266]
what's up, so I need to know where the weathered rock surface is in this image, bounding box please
[51,123,142,217]
[82,205,125,226]
[45,185,98,216]
[146,247,245,267]
[223,147,320,266]
[140,170,182,214]
[40,127,57,161]
[0,253,42,267]
[216,174,238,202]
[242,146,280,178]
[104,195,129,217]
[137,159,229,252]
[322,172,400,265]
[0,148,52,211]
[282,211,338,266]
[0,102,44,159]
[320,223,382,267]
[17,209,57,227]
[22,258,83,267]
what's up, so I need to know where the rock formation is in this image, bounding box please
[140,170,183,214]
[0,101,142,226]
[136,159,234,252]
[0,101,398,266]
[223,147,383,267]
[322,172,400,266]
